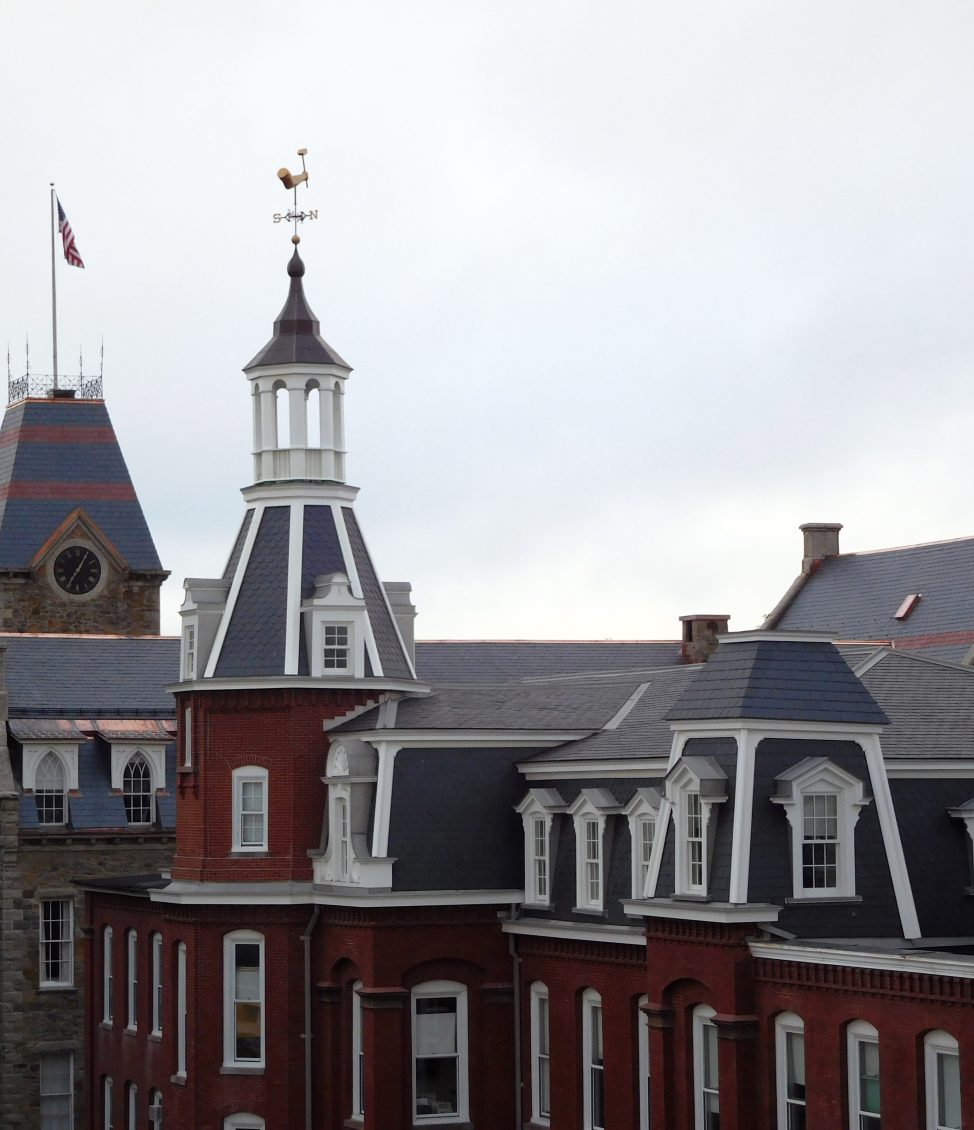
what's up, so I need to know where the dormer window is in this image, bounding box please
[318,739,387,887]
[771,757,870,899]
[110,743,166,827]
[568,789,617,913]
[516,789,564,908]
[323,624,351,671]
[35,751,67,825]
[624,789,661,898]
[665,757,727,899]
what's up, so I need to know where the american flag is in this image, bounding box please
[57,200,84,268]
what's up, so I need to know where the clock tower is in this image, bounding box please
[0,385,168,634]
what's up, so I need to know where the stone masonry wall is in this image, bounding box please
[0,570,162,636]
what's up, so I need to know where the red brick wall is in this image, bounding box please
[171,687,372,882]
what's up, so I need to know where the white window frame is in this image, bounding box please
[39,1051,73,1130]
[183,619,197,681]
[102,925,114,1023]
[638,995,650,1130]
[582,988,605,1130]
[151,932,163,1036]
[924,1029,961,1130]
[775,1011,806,1130]
[322,622,352,672]
[223,931,265,1069]
[625,789,661,899]
[126,929,138,1031]
[772,757,869,899]
[667,760,727,898]
[126,1081,137,1130]
[411,980,469,1124]
[33,749,69,825]
[122,752,155,825]
[351,981,365,1120]
[693,1004,719,1130]
[223,1117,265,1130]
[22,741,80,794]
[39,897,73,988]
[148,1088,163,1129]
[516,790,563,908]
[568,791,615,913]
[232,766,269,852]
[176,942,187,1079]
[183,706,193,769]
[530,982,550,1126]
[847,1019,881,1129]
[103,1075,113,1130]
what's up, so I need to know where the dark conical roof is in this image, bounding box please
[243,247,349,370]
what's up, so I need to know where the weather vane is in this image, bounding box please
[273,148,317,243]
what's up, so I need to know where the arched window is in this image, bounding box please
[123,753,154,825]
[637,995,650,1130]
[102,925,113,1023]
[148,1088,163,1128]
[306,380,321,448]
[924,1029,960,1130]
[582,989,604,1130]
[775,1012,805,1130]
[412,980,468,1123]
[351,981,365,1119]
[274,383,289,448]
[530,982,550,1125]
[693,1004,719,1130]
[847,1020,880,1129]
[35,750,67,824]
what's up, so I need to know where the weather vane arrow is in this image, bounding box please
[273,147,317,242]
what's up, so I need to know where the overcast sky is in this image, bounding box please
[3,2,973,640]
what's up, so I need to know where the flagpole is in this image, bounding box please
[50,183,58,390]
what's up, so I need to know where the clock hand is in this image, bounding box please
[66,550,91,587]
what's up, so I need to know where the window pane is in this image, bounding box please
[858,1040,881,1115]
[415,1057,458,1116]
[938,1051,961,1129]
[40,1053,72,1130]
[234,942,261,1060]
[415,998,457,1055]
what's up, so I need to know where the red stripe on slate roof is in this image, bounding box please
[0,482,137,500]
[892,630,974,649]
[0,425,120,447]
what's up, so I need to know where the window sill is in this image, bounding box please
[149,1031,162,1043]
[170,1073,187,1087]
[220,1065,265,1075]
[176,766,195,775]
[229,848,270,856]
[571,906,606,917]
[784,895,862,905]
[413,1123,472,1129]
[38,984,77,993]
[124,1025,138,1036]
[344,1120,364,1130]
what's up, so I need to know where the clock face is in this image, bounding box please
[52,545,102,595]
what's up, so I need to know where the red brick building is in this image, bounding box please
[83,245,974,1130]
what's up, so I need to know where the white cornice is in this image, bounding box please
[622,898,781,924]
[518,758,670,779]
[748,941,974,980]
[717,630,837,644]
[668,718,887,738]
[503,919,647,947]
[885,760,974,778]
[336,728,592,748]
[150,881,523,908]
[241,482,360,505]
[168,676,430,695]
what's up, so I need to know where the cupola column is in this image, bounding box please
[288,385,308,449]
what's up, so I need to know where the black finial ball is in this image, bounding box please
[287,246,305,278]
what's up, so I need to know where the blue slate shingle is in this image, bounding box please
[414,641,683,683]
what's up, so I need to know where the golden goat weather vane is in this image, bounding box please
[273,148,317,244]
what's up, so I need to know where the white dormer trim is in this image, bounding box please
[624,788,661,898]
[301,572,368,678]
[666,758,727,898]
[284,501,306,674]
[22,742,80,793]
[317,738,392,888]
[110,743,167,793]
[568,788,618,913]
[516,789,565,908]
[204,503,265,679]
[771,757,870,899]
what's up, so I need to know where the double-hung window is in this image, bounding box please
[151,932,163,1036]
[126,1082,137,1130]
[323,624,350,670]
[693,1004,719,1130]
[35,751,67,825]
[530,983,550,1125]
[102,925,113,1023]
[40,1052,73,1130]
[232,767,268,852]
[123,753,154,825]
[686,792,705,891]
[924,1030,961,1130]
[637,995,651,1130]
[351,981,365,1120]
[516,790,562,907]
[666,758,727,898]
[224,932,264,1068]
[40,898,73,987]
[625,789,662,900]
[103,1075,113,1130]
[847,1020,880,1129]
[126,929,138,1030]
[775,1012,806,1130]
[412,981,468,1123]
[569,790,615,913]
[176,942,188,1079]
[772,758,869,899]
[582,989,605,1130]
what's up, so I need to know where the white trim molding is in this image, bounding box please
[516,788,564,908]
[666,757,727,897]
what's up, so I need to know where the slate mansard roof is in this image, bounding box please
[771,535,974,664]
[665,633,889,726]
[413,640,683,683]
[0,397,164,571]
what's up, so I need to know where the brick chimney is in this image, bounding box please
[680,614,730,664]
[800,522,842,574]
